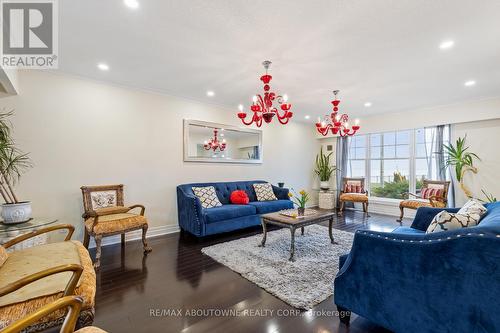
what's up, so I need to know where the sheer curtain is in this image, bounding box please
[336,137,349,206]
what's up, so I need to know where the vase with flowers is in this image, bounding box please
[288,189,310,216]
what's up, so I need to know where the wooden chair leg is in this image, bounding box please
[83,228,90,248]
[94,235,102,269]
[142,225,152,254]
[397,205,404,223]
[338,201,345,216]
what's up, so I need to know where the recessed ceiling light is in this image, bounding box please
[206,91,215,97]
[97,63,109,71]
[439,40,455,50]
[364,102,372,107]
[124,0,139,9]
[464,80,476,87]
[304,115,310,120]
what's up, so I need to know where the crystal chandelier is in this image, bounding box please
[316,90,360,137]
[204,129,226,152]
[237,61,293,127]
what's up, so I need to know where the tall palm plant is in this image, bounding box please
[0,110,32,204]
[443,135,479,198]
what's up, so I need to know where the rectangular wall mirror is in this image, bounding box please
[183,119,263,164]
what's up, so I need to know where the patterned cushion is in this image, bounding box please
[85,213,147,234]
[253,183,277,201]
[426,210,481,233]
[457,199,487,217]
[344,181,364,193]
[192,186,222,208]
[421,187,443,199]
[340,193,368,202]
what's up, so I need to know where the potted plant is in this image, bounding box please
[0,110,32,224]
[443,135,479,199]
[315,147,337,190]
[288,189,310,216]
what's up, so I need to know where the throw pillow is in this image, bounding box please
[192,186,222,209]
[426,210,481,233]
[253,183,277,201]
[457,198,488,218]
[421,187,443,200]
[230,190,249,205]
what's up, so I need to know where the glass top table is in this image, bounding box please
[0,218,58,239]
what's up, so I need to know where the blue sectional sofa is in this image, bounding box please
[334,201,500,333]
[176,180,293,237]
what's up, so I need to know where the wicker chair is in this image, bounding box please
[398,180,451,222]
[339,177,369,215]
[0,225,95,332]
[81,184,152,269]
[2,296,107,333]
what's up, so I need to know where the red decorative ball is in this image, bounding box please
[264,84,270,91]
[230,190,249,205]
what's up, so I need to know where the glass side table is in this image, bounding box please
[0,218,58,251]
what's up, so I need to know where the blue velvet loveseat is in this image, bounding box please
[176,180,292,237]
[334,202,500,333]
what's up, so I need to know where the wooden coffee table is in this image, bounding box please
[259,208,337,261]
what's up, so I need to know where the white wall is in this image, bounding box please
[0,71,317,241]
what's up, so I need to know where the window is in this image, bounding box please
[346,126,450,200]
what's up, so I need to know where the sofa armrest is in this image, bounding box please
[335,229,500,332]
[411,206,460,231]
[176,186,205,236]
[272,186,290,200]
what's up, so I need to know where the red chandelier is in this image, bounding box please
[204,129,226,152]
[237,60,293,127]
[316,90,360,137]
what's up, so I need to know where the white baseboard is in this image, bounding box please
[89,224,180,249]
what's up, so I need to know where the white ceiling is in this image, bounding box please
[58,0,500,122]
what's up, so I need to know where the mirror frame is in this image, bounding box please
[183,119,263,164]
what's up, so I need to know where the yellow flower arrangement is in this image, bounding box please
[289,188,309,209]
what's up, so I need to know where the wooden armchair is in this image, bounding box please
[2,296,107,333]
[339,177,369,215]
[398,179,451,222]
[81,184,152,269]
[0,225,96,332]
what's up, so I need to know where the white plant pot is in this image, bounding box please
[320,181,330,190]
[1,201,32,224]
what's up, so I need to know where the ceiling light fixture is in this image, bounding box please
[304,115,310,120]
[316,90,360,137]
[206,91,215,97]
[464,80,476,87]
[124,0,139,9]
[439,40,455,50]
[237,60,292,127]
[97,63,109,71]
[364,102,372,107]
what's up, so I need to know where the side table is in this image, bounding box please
[319,190,336,209]
[0,218,58,251]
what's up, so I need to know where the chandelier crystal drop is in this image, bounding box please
[237,60,293,127]
[204,129,226,152]
[316,90,360,137]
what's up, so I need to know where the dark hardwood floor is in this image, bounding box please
[91,210,411,333]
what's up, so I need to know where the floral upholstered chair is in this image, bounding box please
[0,225,96,332]
[398,180,450,222]
[2,295,107,333]
[339,177,369,215]
[81,184,152,269]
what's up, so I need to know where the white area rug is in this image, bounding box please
[201,225,354,309]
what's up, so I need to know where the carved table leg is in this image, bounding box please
[329,217,338,244]
[259,219,267,247]
[289,226,296,261]
[301,226,304,235]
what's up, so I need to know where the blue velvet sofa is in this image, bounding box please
[176,180,292,237]
[334,201,500,333]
